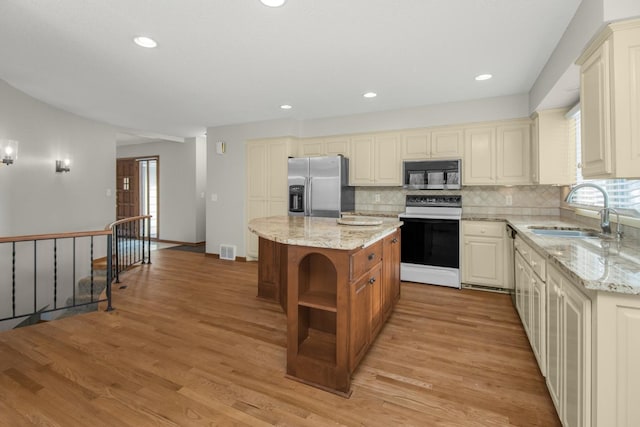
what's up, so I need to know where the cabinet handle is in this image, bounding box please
[369,277,376,284]
[480,229,486,234]
[392,238,398,244]
[368,253,376,261]
[531,261,537,267]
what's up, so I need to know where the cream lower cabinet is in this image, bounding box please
[245,137,296,259]
[591,291,640,427]
[514,235,546,376]
[462,221,511,290]
[546,264,591,427]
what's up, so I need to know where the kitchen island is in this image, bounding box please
[248,215,402,396]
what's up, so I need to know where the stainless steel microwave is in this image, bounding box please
[402,159,461,190]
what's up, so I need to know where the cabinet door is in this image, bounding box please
[531,116,540,184]
[562,280,591,427]
[325,137,350,157]
[546,270,563,414]
[246,142,267,199]
[431,129,463,159]
[496,124,531,184]
[580,40,612,178]
[350,136,375,185]
[299,138,325,157]
[401,130,430,160]
[374,134,401,185]
[369,265,383,339]
[515,253,526,322]
[268,141,291,203]
[531,274,546,376]
[463,236,504,287]
[464,127,495,184]
[521,262,532,339]
[382,231,401,319]
[349,274,371,370]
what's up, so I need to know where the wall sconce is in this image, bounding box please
[56,158,71,173]
[0,139,19,165]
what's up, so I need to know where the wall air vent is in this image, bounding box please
[219,244,237,261]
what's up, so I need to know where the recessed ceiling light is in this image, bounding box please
[261,0,286,7]
[475,74,493,81]
[133,36,158,48]
[280,104,292,110]
[363,92,377,98]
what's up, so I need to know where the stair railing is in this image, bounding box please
[0,229,114,322]
[106,215,152,283]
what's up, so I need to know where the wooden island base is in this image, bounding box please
[255,228,401,396]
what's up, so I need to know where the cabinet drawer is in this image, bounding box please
[463,221,505,238]
[514,235,532,263]
[351,240,383,280]
[529,248,546,280]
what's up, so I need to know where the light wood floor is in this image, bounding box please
[0,250,560,426]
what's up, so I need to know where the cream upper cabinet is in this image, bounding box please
[324,137,350,157]
[298,138,325,157]
[401,127,463,160]
[464,126,496,184]
[298,137,350,157]
[430,128,463,159]
[350,133,401,186]
[245,137,296,259]
[531,109,576,185]
[461,221,511,289]
[374,134,402,185]
[576,18,640,179]
[401,129,431,159]
[350,135,376,185]
[496,122,531,185]
[464,121,531,185]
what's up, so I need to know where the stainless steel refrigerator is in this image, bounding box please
[288,155,354,218]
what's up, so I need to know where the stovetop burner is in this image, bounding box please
[405,195,462,208]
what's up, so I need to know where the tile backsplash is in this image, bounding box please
[356,185,563,216]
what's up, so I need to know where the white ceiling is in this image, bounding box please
[0,0,582,140]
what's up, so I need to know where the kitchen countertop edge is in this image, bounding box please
[463,215,640,296]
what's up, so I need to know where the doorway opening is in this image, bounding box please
[116,157,159,238]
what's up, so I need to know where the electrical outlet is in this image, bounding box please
[211,194,218,202]
[505,195,513,206]
[374,193,381,203]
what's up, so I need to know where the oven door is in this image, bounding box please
[399,215,459,269]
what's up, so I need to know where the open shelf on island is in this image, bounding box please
[298,290,337,312]
[298,329,337,365]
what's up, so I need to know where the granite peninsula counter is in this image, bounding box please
[248,215,403,396]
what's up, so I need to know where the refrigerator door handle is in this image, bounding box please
[307,177,313,215]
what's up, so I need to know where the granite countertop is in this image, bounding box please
[463,215,640,296]
[248,216,402,251]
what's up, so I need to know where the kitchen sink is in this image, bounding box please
[528,227,600,238]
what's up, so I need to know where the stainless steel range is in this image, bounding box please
[398,195,462,288]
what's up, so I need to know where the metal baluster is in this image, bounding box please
[33,240,37,313]
[90,236,94,303]
[115,224,120,283]
[72,237,76,306]
[54,238,57,310]
[12,242,16,318]
[141,218,146,264]
[147,217,152,265]
[106,233,114,312]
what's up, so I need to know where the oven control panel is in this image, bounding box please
[405,195,462,208]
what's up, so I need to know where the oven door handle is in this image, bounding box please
[399,214,461,221]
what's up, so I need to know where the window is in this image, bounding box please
[568,110,640,216]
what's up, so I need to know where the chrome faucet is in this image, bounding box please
[601,207,623,240]
[565,183,612,234]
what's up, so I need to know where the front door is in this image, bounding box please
[116,158,139,220]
